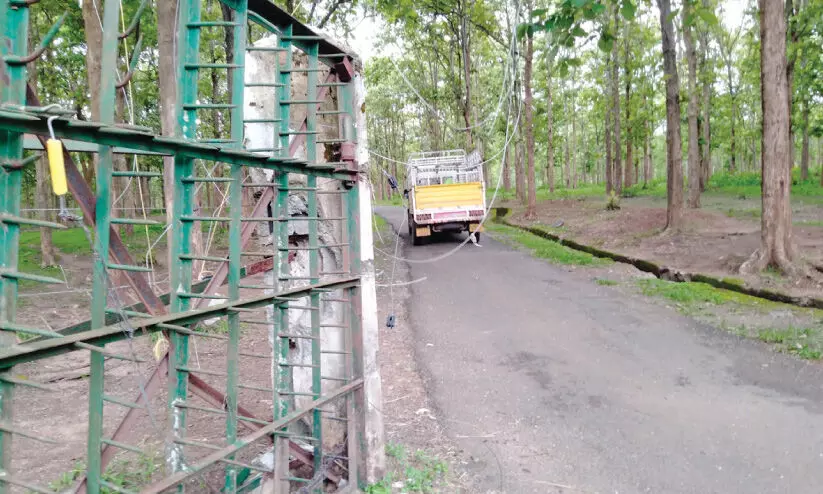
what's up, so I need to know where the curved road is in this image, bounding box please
[376,206,823,494]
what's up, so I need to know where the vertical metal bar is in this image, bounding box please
[168,0,200,484]
[272,25,293,493]
[226,2,249,492]
[0,2,28,488]
[305,41,323,472]
[86,3,121,492]
[340,79,365,488]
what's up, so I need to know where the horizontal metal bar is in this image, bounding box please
[177,366,227,377]
[0,110,355,179]
[319,324,348,328]
[278,334,317,340]
[0,322,63,338]
[237,383,273,392]
[174,402,270,426]
[321,375,348,382]
[198,138,239,145]
[243,82,285,87]
[239,252,274,257]
[279,130,318,136]
[107,309,152,318]
[280,35,324,41]
[279,100,323,105]
[242,182,276,188]
[239,352,270,359]
[0,471,53,493]
[74,342,145,362]
[245,46,288,52]
[0,422,59,444]
[180,215,229,222]
[0,214,67,229]
[102,438,144,454]
[277,243,349,251]
[282,476,312,483]
[246,147,283,153]
[182,103,237,110]
[279,363,318,369]
[319,271,349,275]
[185,63,243,70]
[0,278,360,368]
[321,298,351,303]
[317,82,347,87]
[103,394,144,410]
[243,118,282,123]
[110,218,161,226]
[158,325,229,340]
[111,170,162,178]
[238,318,272,324]
[271,432,319,442]
[177,292,229,300]
[181,177,235,183]
[0,374,55,391]
[179,254,227,262]
[279,68,325,74]
[321,350,351,355]
[227,307,259,313]
[317,110,346,115]
[188,21,240,27]
[278,391,317,397]
[0,270,64,285]
[107,263,153,273]
[174,438,221,450]
[316,138,346,144]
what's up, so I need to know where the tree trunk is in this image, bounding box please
[546,69,555,193]
[742,0,795,273]
[503,143,512,191]
[460,10,474,149]
[658,0,684,230]
[157,0,177,272]
[571,80,578,189]
[800,99,810,181]
[684,4,701,208]
[644,116,652,185]
[524,33,537,218]
[624,33,634,189]
[612,10,622,194]
[516,138,526,203]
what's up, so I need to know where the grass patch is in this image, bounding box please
[636,279,781,309]
[372,214,388,231]
[367,443,449,494]
[375,195,404,206]
[757,327,823,360]
[595,278,619,286]
[50,452,161,493]
[488,223,610,266]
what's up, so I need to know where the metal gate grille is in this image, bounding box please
[0,1,377,492]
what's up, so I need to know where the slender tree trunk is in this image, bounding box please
[742,0,795,273]
[684,4,701,208]
[612,10,622,194]
[524,33,537,218]
[571,80,578,189]
[644,115,652,185]
[624,33,634,189]
[546,68,555,193]
[158,0,177,272]
[516,138,526,203]
[460,9,474,149]
[503,144,512,191]
[658,0,684,230]
[729,64,737,173]
[800,99,810,181]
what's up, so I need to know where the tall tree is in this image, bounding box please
[684,0,701,208]
[623,28,634,189]
[742,0,795,273]
[524,28,537,218]
[546,49,555,193]
[611,8,623,194]
[658,0,684,229]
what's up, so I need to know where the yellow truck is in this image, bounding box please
[404,150,485,245]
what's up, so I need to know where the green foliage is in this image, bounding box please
[595,278,619,286]
[49,452,160,493]
[368,443,449,493]
[757,328,823,360]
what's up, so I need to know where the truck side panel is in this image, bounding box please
[413,182,484,210]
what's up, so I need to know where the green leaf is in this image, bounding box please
[597,30,614,52]
[620,0,637,20]
[571,25,586,37]
[544,18,556,31]
[666,9,680,23]
[516,23,529,40]
[571,0,588,7]
[591,3,607,14]
[531,8,548,18]
[695,8,719,26]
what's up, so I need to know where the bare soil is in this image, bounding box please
[504,194,823,300]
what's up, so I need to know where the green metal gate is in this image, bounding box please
[0,0,378,492]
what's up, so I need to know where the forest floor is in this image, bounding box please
[498,173,823,302]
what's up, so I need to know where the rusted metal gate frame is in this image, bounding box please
[0,0,368,492]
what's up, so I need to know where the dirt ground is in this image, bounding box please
[503,193,823,300]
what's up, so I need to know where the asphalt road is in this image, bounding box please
[376,206,823,494]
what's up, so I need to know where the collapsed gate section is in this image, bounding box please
[0,0,381,492]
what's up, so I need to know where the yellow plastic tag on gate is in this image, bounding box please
[46,138,67,195]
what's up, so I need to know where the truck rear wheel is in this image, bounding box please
[410,219,425,246]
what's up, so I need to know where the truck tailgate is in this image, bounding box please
[414,183,484,210]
